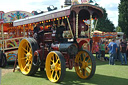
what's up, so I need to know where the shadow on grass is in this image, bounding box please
[61,71,128,85]
[33,71,47,79]
[31,70,128,85]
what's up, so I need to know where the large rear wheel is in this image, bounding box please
[18,38,38,75]
[45,51,66,83]
[75,50,96,79]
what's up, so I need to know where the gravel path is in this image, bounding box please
[1,67,13,76]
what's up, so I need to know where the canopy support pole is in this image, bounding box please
[76,14,78,38]
[23,26,25,37]
[90,15,92,38]
[92,19,98,37]
[1,24,4,52]
[66,17,74,38]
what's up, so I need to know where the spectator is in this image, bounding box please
[126,41,128,60]
[100,41,105,61]
[120,39,127,65]
[94,42,100,59]
[105,40,109,53]
[115,37,121,61]
[108,39,117,65]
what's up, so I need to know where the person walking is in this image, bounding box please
[100,41,105,61]
[120,39,127,65]
[108,39,117,65]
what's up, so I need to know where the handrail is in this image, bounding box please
[0,37,24,52]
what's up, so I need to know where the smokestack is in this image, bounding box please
[65,0,71,5]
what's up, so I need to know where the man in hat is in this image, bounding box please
[56,21,66,42]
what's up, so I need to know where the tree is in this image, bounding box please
[95,8,115,32]
[118,0,128,38]
[116,26,122,32]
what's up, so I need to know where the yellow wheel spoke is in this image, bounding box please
[78,56,82,63]
[88,63,92,65]
[54,71,58,80]
[30,54,32,57]
[87,66,91,70]
[82,53,86,61]
[56,71,59,79]
[79,56,81,61]
[51,70,55,78]
[29,54,32,59]
[29,48,32,53]
[87,58,90,62]
[85,69,90,75]
[26,43,29,51]
[28,60,31,64]
[24,65,28,70]
[80,67,83,71]
[23,52,27,55]
[83,56,86,61]
[28,58,32,62]
[55,55,58,61]
[78,60,82,63]
[58,66,61,71]
[22,47,28,53]
[81,69,87,77]
[51,59,54,63]
[21,57,26,60]
[28,61,32,69]
[52,55,55,63]
[56,59,59,64]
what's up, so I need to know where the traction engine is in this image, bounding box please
[17,4,103,83]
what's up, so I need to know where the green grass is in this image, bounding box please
[1,54,128,85]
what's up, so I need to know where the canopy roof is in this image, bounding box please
[13,4,103,26]
[13,6,71,26]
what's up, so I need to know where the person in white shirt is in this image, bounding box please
[115,38,121,61]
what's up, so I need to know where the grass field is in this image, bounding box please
[1,54,128,85]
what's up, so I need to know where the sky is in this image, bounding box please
[0,0,120,27]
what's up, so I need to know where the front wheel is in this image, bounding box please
[75,50,96,79]
[45,51,66,83]
[18,38,39,75]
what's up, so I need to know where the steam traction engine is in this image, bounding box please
[14,4,103,83]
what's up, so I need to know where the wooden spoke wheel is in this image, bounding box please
[45,51,66,83]
[75,50,96,79]
[18,38,38,75]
